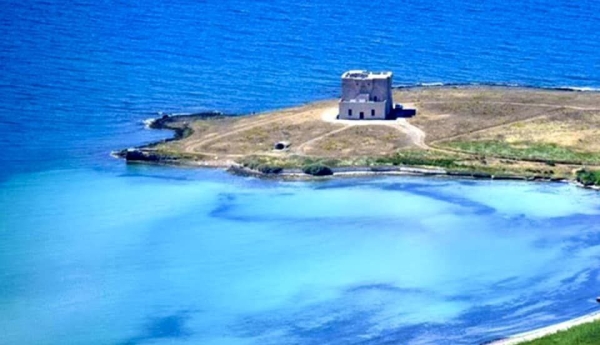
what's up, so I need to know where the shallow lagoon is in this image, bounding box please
[2,167,600,345]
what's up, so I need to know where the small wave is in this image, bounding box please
[142,118,156,129]
[393,82,600,92]
[142,111,197,129]
[394,81,521,89]
[419,82,445,87]
[553,86,600,92]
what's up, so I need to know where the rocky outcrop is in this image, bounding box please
[116,148,173,163]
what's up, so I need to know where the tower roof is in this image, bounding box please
[342,70,393,80]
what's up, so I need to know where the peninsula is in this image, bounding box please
[117,82,600,187]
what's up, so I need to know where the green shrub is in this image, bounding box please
[302,164,333,176]
[256,164,283,174]
[375,152,457,168]
[576,169,600,186]
[444,140,600,164]
[244,162,259,170]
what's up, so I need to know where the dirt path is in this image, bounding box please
[320,106,429,149]
[395,119,428,149]
[293,125,351,154]
[183,113,301,153]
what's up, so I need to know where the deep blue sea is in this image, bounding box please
[1,0,600,344]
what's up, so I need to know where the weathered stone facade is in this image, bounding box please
[338,70,393,120]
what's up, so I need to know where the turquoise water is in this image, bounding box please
[2,167,600,344]
[2,0,600,343]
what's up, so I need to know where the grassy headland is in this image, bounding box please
[118,86,600,185]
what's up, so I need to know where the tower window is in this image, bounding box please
[348,109,352,116]
[371,109,375,116]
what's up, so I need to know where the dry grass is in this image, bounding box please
[204,118,343,154]
[148,86,600,174]
[409,100,562,142]
[303,125,413,157]
[437,109,600,164]
[462,110,600,150]
[399,87,600,143]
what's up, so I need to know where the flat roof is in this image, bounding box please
[342,70,392,79]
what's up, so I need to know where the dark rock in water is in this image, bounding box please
[227,165,258,177]
[123,148,162,162]
[472,173,492,179]
[492,175,526,181]
[150,111,232,130]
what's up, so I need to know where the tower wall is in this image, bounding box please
[339,71,393,119]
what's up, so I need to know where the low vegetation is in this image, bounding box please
[255,165,283,174]
[302,164,333,176]
[576,169,600,186]
[375,150,459,168]
[518,320,600,345]
[442,140,600,165]
[239,157,284,174]
[238,155,340,170]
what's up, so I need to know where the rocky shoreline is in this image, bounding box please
[226,163,570,183]
[114,144,571,186]
[114,111,233,164]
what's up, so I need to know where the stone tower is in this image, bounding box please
[338,70,393,120]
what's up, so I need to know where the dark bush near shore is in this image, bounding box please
[576,169,600,186]
[241,160,283,174]
[122,149,162,162]
[303,164,333,176]
[256,164,283,174]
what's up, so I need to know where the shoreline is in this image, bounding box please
[225,163,570,183]
[488,310,600,345]
[115,151,595,192]
[114,148,569,182]
[113,135,595,192]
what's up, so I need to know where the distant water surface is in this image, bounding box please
[1,0,600,344]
